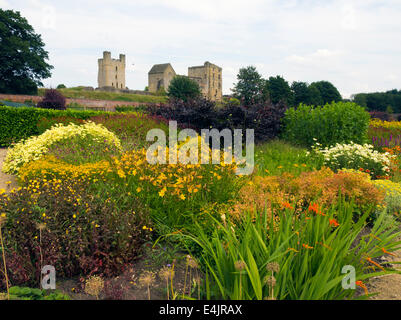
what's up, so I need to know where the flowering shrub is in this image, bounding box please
[231,168,384,220]
[18,139,243,236]
[312,142,394,179]
[369,119,401,150]
[0,177,151,289]
[3,122,122,175]
[370,119,401,130]
[373,179,401,220]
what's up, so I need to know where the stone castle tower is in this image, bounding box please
[188,62,222,101]
[98,51,126,89]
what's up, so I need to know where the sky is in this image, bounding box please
[2,0,401,98]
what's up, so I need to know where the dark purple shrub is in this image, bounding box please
[369,111,389,121]
[37,89,67,110]
[148,98,288,143]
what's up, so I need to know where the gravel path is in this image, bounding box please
[0,148,16,191]
[368,235,401,300]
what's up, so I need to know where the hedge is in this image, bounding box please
[281,101,370,148]
[0,106,107,147]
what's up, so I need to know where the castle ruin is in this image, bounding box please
[148,63,176,93]
[98,51,126,90]
[148,61,223,101]
[188,62,222,101]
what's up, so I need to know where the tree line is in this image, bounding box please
[352,90,401,113]
[231,66,343,107]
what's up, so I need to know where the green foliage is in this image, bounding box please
[56,84,66,89]
[0,9,53,94]
[386,105,394,114]
[309,81,342,105]
[291,81,313,106]
[0,105,106,146]
[156,86,167,96]
[266,75,294,105]
[282,101,370,148]
[232,66,268,105]
[167,75,201,101]
[7,286,70,300]
[353,89,401,113]
[254,140,323,176]
[183,201,401,300]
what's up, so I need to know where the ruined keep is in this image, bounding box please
[188,61,222,101]
[148,63,176,93]
[98,51,126,90]
[148,61,222,101]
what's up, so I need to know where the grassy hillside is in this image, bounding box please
[38,87,167,104]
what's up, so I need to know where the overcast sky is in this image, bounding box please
[2,0,401,98]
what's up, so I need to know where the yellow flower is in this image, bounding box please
[73,214,77,219]
[136,187,142,193]
[180,194,186,200]
[159,187,167,197]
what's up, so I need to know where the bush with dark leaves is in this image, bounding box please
[37,89,66,110]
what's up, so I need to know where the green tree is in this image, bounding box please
[291,81,312,106]
[0,9,53,95]
[232,66,268,105]
[309,81,342,105]
[265,75,294,105]
[57,84,66,89]
[167,75,201,101]
[309,85,323,106]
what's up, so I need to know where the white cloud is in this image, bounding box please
[0,0,10,8]
[4,0,401,97]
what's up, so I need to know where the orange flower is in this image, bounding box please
[329,218,340,227]
[308,203,319,213]
[381,247,396,256]
[287,247,299,253]
[282,202,294,210]
[302,243,314,249]
[356,280,369,296]
[308,202,326,216]
[366,257,385,271]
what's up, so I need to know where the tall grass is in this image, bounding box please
[254,140,323,176]
[181,200,401,300]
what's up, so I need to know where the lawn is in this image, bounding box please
[38,87,168,104]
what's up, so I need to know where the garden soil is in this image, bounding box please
[0,148,16,191]
[367,236,401,300]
